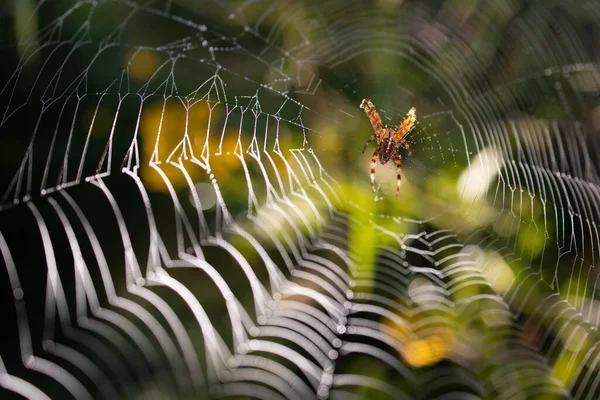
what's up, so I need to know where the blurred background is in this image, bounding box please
[1,0,600,398]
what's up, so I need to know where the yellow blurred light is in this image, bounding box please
[127,49,160,81]
[206,132,242,177]
[381,311,457,368]
[403,334,454,368]
[140,99,215,192]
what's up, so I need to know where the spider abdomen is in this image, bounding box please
[377,136,396,164]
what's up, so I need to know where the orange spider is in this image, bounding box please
[360,98,416,196]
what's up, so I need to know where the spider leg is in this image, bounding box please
[362,132,377,153]
[370,150,378,192]
[360,98,383,132]
[394,152,402,197]
[393,107,416,142]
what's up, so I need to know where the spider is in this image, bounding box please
[360,98,416,196]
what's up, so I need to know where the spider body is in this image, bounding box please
[360,98,416,196]
[377,130,397,165]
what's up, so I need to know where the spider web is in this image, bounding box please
[0,0,600,398]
